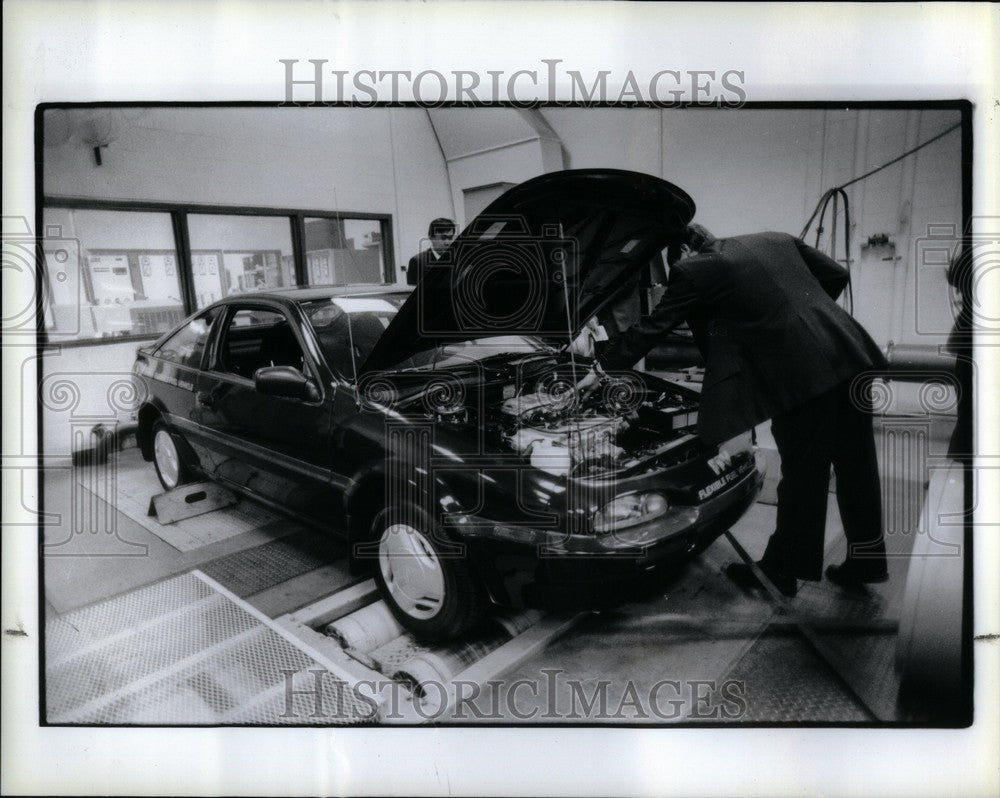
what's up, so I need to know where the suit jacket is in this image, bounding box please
[598,232,887,444]
[406,248,439,286]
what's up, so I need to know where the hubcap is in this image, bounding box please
[153,429,181,489]
[378,523,445,620]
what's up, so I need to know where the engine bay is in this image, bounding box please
[496,375,699,477]
[408,355,702,478]
[500,389,629,477]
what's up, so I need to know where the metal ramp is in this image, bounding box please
[147,481,238,525]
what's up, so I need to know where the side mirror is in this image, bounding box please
[254,366,320,402]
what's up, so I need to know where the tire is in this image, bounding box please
[371,503,487,641]
[151,419,191,491]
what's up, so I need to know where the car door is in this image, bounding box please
[138,306,224,471]
[196,301,338,518]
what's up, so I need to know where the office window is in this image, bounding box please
[42,208,184,341]
[304,217,387,285]
[40,204,394,346]
[187,215,297,308]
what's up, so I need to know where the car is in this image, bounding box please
[132,169,765,641]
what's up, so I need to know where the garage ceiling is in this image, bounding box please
[427,107,558,161]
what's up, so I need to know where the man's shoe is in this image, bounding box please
[725,561,797,597]
[825,560,888,587]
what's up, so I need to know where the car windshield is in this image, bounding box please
[300,294,552,379]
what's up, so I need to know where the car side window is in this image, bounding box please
[154,307,221,370]
[217,308,307,380]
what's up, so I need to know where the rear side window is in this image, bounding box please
[155,307,221,370]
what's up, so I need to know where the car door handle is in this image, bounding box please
[196,391,215,408]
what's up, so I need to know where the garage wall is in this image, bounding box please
[544,106,964,417]
[38,340,150,458]
[543,107,819,235]
[45,106,960,349]
[43,107,454,273]
[425,108,565,227]
[806,108,963,350]
[543,106,963,351]
[444,138,564,226]
[548,107,664,177]
[41,107,455,457]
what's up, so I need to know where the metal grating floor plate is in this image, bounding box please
[721,630,871,722]
[45,571,374,725]
[45,576,214,663]
[200,530,346,597]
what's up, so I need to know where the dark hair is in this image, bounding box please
[665,223,715,265]
[428,218,456,238]
[684,223,715,251]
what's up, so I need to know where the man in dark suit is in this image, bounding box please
[581,224,889,596]
[406,217,456,286]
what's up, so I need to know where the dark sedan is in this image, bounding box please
[133,169,764,640]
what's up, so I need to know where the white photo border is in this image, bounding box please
[2,2,998,796]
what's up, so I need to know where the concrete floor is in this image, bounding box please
[41,415,958,724]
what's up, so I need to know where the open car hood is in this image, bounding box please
[361,169,695,373]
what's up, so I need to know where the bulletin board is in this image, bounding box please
[191,250,226,307]
[82,249,186,337]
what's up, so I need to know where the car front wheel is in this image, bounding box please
[372,504,487,641]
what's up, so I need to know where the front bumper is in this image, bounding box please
[463,455,765,609]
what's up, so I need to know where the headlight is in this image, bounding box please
[593,492,669,533]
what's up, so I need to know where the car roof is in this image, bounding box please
[225,284,412,304]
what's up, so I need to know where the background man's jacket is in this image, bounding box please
[406,248,437,286]
[598,232,887,444]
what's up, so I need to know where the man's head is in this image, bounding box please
[684,223,715,252]
[666,223,716,266]
[427,218,457,253]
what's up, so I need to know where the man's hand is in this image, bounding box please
[707,431,754,475]
[576,364,604,400]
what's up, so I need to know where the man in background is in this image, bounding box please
[406,217,456,286]
[579,223,889,597]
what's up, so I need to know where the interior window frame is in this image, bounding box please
[39,206,187,346]
[302,214,395,286]
[40,198,397,349]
